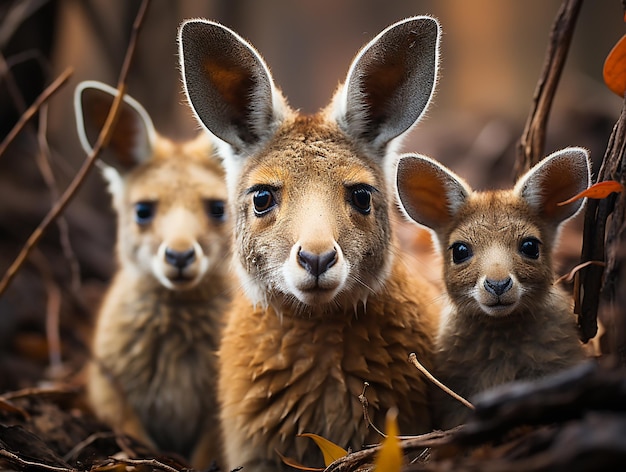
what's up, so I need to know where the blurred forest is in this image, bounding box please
[1,0,626,470]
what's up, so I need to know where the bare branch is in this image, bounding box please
[515,0,583,178]
[408,353,475,411]
[0,449,75,472]
[108,457,182,472]
[36,103,82,294]
[0,0,152,298]
[0,66,72,161]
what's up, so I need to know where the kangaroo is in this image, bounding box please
[75,81,231,468]
[395,147,590,429]
[179,17,441,471]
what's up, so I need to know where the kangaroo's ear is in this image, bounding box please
[515,147,591,226]
[178,20,288,163]
[333,16,440,158]
[396,153,470,237]
[74,80,155,170]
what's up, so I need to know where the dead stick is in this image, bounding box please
[409,353,475,411]
[0,67,72,160]
[0,0,152,298]
[109,457,182,472]
[0,449,74,472]
[515,0,583,178]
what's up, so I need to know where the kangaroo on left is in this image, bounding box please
[75,81,231,468]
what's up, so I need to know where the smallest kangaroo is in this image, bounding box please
[75,81,230,468]
[396,147,590,429]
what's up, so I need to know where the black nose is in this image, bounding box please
[298,248,337,277]
[165,248,196,269]
[484,277,513,296]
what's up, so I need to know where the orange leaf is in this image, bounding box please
[374,408,403,472]
[276,449,324,471]
[604,34,626,96]
[297,433,348,466]
[557,180,623,206]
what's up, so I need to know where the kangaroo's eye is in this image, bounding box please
[134,201,155,225]
[350,186,372,214]
[206,200,226,222]
[253,189,275,216]
[520,237,541,259]
[450,242,473,264]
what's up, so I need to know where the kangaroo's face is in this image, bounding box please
[179,17,440,313]
[234,118,390,309]
[118,141,228,290]
[443,192,552,317]
[75,81,228,290]
[396,148,591,318]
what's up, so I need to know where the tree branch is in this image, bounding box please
[515,0,583,178]
[0,0,152,298]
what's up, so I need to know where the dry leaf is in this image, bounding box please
[374,408,402,472]
[276,448,324,471]
[298,433,348,466]
[604,34,626,96]
[557,180,623,206]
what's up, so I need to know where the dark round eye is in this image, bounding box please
[351,187,371,214]
[134,201,155,225]
[206,200,226,221]
[520,237,541,259]
[450,242,473,264]
[253,189,275,215]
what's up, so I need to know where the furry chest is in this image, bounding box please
[108,305,220,455]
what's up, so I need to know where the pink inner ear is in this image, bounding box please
[397,159,457,231]
[524,152,589,223]
[83,90,147,170]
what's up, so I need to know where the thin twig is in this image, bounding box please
[37,103,82,294]
[515,0,583,178]
[108,457,181,472]
[0,384,78,401]
[29,248,63,373]
[0,0,152,298]
[0,52,28,112]
[62,432,115,462]
[408,353,475,411]
[0,449,74,472]
[554,260,606,285]
[359,382,446,441]
[0,66,72,160]
[358,382,387,438]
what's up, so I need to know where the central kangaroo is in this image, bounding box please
[180,17,440,470]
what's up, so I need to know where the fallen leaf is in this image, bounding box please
[298,433,348,466]
[276,449,324,471]
[0,398,30,420]
[557,180,623,206]
[374,408,403,472]
[604,34,626,96]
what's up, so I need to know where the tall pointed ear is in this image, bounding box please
[333,16,440,157]
[515,147,591,226]
[178,19,287,160]
[74,80,155,170]
[396,153,470,236]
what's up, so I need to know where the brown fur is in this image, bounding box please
[75,81,231,468]
[396,149,590,429]
[179,17,441,471]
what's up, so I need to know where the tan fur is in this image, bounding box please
[75,81,230,468]
[179,18,441,471]
[396,149,590,429]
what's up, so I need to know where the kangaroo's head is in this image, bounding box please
[396,148,590,318]
[75,81,229,290]
[178,18,439,315]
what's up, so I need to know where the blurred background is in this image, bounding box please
[0,0,623,389]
